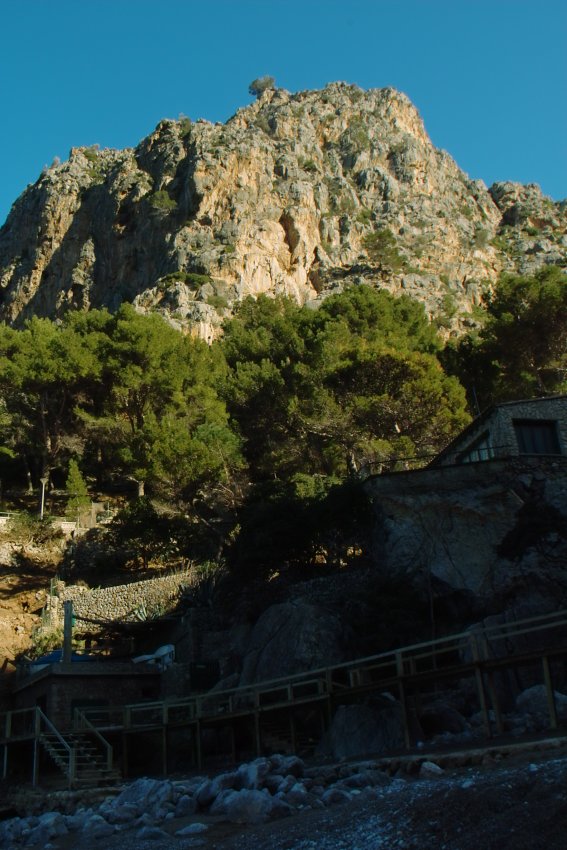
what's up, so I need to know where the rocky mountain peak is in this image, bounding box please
[1,83,565,338]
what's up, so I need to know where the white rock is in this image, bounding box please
[419,760,445,777]
[176,822,209,835]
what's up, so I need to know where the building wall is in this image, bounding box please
[436,397,567,466]
[12,665,161,728]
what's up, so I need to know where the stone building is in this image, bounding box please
[431,395,567,467]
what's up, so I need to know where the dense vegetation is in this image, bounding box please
[1,271,565,578]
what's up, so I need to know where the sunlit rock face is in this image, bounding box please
[1,82,565,339]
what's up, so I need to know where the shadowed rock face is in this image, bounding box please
[1,83,565,338]
[238,601,347,685]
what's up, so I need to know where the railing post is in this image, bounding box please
[32,738,39,787]
[395,651,411,750]
[542,656,559,730]
[195,719,202,770]
[470,633,492,738]
[69,746,76,789]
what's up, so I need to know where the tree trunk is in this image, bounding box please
[23,457,33,494]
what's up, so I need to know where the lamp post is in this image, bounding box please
[39,476,49,520]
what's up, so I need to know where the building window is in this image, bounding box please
[457,431,494,464]
[513,420,561,455]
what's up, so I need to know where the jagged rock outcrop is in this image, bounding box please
[1,83,565,338]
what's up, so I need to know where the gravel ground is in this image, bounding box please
[59,751,567,850]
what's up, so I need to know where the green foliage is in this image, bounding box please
[0,315,103,481]
[341,118,371,152]
[445,267,567,407]
[298,158,318,172]
[362,228,407,273]
[83,146,99,164]
[228,478,372,580]
[472,227,490,249]
[0,305,240,504]
[207,294,229,310]
[178,115,192,136]
[159,271,212,289]
[2,512,61,545]
[106,498,168,570]
[148,190,177,211]
[219,285,468,481]
[356,208,373,225]
[65,459,90,519]
[28,627,64,660]
[248,76,275,97]
[254,115,272,135]
[434,293,459,330]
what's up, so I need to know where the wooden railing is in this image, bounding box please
[72,608,567,734]
[72,708,113,773]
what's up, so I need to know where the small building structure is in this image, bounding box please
[10,661,161,730]
[431,395,567,467]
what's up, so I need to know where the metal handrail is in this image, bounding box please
[36,708,75,786]
[72,709,113,772]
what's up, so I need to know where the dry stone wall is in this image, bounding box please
[47,571,194,633]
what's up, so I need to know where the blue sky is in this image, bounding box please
[1,0,566,226]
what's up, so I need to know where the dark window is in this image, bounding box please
[513,420,561,454]
[457,431,494,464]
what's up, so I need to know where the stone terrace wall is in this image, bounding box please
[47,571,194,633]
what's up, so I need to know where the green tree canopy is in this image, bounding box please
[219,285,469,480]
[249,76,276,98]
[445,266,567,408]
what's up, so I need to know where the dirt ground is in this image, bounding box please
[0,540,58,670]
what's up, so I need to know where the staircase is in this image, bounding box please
[37,709,120,788]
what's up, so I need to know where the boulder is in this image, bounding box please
[176,822,209,836]
[516,684,567,729]
[239,601,346,685]
[321,787,352,806]
[320,699,405,759]
[236,757,272,789]
[136,825,170,840]
[419,761,445,778]
[174,794,197,818]
[269,754,305,778]
[196,771,238,807]
[112,776,175,817]
[213,788,273,824]
[419,701,468,736]
[81,814,115,838]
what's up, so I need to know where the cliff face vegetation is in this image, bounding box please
[1,83,565,338]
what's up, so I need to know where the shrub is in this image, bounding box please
[362,228,407,273]
[249,76,275,98]
[356,208,373,225]
[473,227,490,249]
[207,294,229,310]
[178,115,192,137]
[148,190,177,212]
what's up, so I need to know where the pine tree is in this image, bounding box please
[65,459,90,522]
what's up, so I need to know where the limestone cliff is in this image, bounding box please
[1,82,565,338]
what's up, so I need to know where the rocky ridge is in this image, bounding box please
[1,83,565,338]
